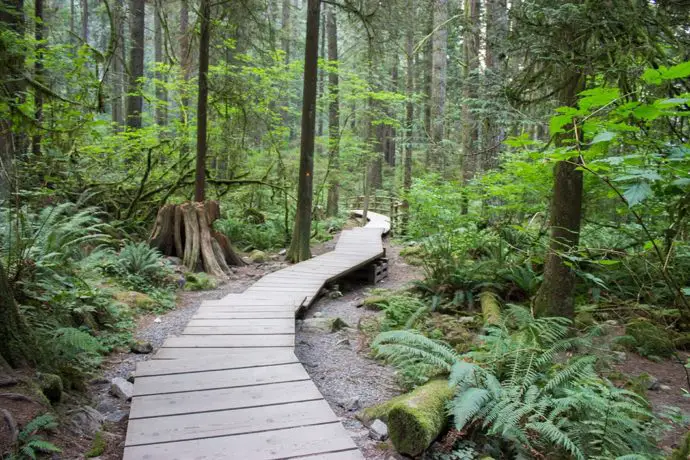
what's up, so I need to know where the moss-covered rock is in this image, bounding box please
[362,296,388,310]
[85,430,106,457]
[184,272,217,291]
[249,250,267,263]
[113,291,156,310]
[424,314,473,351]
[574,311,595,328]
[624,318,675,358]
[37,373,63,403]
[400,245,424,266]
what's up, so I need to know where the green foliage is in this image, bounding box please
[184,272,217,291]
[85,431,106,458]
[616,318,675,359]
[378,293,428,331]
[6,414,61,460]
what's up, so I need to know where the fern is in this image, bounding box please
[8,414,61,460]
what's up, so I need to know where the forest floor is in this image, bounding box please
[5,225,689,458]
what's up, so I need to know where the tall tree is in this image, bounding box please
[402,0,414,233]
[154,0,167,127]
[281,0,291,60]
[126,0,145,129]
[32,0,44,156]
[325,6,340,217]
[110,0,125,129]
[0,0,26,167]
[286,0,321,262]
[195,0,211,202]
[317,8,326,138]
[430,0,448,171]
[81,0,88,42]
[461,0,480,191]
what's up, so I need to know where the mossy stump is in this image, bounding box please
[359,379,453,457]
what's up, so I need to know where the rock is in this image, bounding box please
[313,312,324,318]
[165,256,182,266]
[647,376,660,391]
[127,371,136,383]
[153,317,162,323]
[279,248,287,256]
[249,250,267,263]
[338,396,361,412]
[362,296,388,311]
[612,351,627,363]
[660,384,672,391]
[130,340,153,354]
[113,291,157,310]
[457,316,475,324]
[328,290,343,299]
[110,377,134,401]
[66,406,103,437]
[605,320,619,326]
[301,317,349,333]
[37,373,63,403]
[369,419,389,441]
[104,410,128,423]
[0,375,18,387]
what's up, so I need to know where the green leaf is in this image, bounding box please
[578,87,620,111]
[672,178,690,187]
[632,104,661,121]
[642,68,663,85]
[592,131,615,144]
[550,114,574,135]
[623,182,652,207]
[662,61,690,80]
[682,287,690,296]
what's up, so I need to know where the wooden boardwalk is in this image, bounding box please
[123,211,390,460]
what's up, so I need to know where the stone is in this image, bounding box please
[301,317,349,333]
[457,316,475,324]
[605,320,619,326]
[66,406,103,437]
[130,340,153,354]
[249,250,267,263]
[369,419,389,441]
[165,256,182,266]
[647,376,660,391]
[338,396,361,412]
[313,312,324,318]
[660,384,672,391]
[113,291,156,310]
[110,377,134,401]
[127,371,136,383]
[37,373,63,403]
[153,317,162,323]
[279,248,287,256]
[104,410,128,423]
[612,351,627,363]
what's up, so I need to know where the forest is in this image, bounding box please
[1,0,690,458]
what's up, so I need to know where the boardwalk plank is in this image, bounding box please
[136,351,299,376]
[163,334,294,348]
[123,422,358,460]
[183,323,295,335]
[153,347,294,360]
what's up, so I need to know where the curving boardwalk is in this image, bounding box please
[123,211,390,460]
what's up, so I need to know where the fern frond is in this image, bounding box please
[452,387,492,430]
[527,421,585,460]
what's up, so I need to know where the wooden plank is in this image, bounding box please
[183,323,295,335]
[129,379,324,418]
[298,450,365,459]
[163,334,294,348]
[192,311,295,319]
[134,363,309,396]
[123,422,358,460]
[137,350,299,376]
[153,347,293,360]
[125,399,339,446]
[195,305,296,313]
[187,318,293,327]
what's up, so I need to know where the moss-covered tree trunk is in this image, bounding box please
[325,6,340,218]
[0,261,35,368]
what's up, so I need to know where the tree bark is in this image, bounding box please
[482,0,507,170]
[0,260,35,368]
[32,0,44,157]
[154,0,167,127]
[281,0,291,61]
[287,0,321,263]
[533,71,585,318]
[194,0,210,202]
[430,0,448,172]
[325,6,340,217]
[461,0,480,202]
[81,0,88,43]
[111,0,125,129]
[402,6,414,233]
[317,8,326,139]
[126,0,145,129]
[423,7,433,167]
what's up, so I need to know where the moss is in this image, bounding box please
[424,314,473,351]
[574,311,595,328]
[37,373,63,403]
[362,296,389,310]
[85,431,106,458]
[479,291,501,326]
[387,379,454,456]
[249,249,267,263]
[669,431,690,460]
[624,318,675,358]
[184,272,217,291]
[400,245,424,266]
[113,291,156,310]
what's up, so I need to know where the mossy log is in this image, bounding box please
[359,379,453,457]
[480,290,501,325]
[149,201,244,276]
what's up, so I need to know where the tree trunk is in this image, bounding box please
[154,0,167,127]
[430,0,448,172]
[150,201,244,275]
[482,0,507,170]
[317,9,326,139]
[402,7,414,233]
[0,260,35,369]
[81,0,88,43]
[533,71,585,318]
[281,0,291,61]
[461,0,480,210]
[286,0,321,263]
[195,0,210,202]
[126,0,145,129]
[325,6,340,217]
[32,0,43,157]
[111,0,124,129]
[423,7,433,167]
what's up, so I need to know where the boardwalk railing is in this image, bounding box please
[348,194,402,233]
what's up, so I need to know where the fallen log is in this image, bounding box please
[480,290,501,325]
[359,379,453,456]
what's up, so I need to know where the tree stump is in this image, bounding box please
[149,201,244,276]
